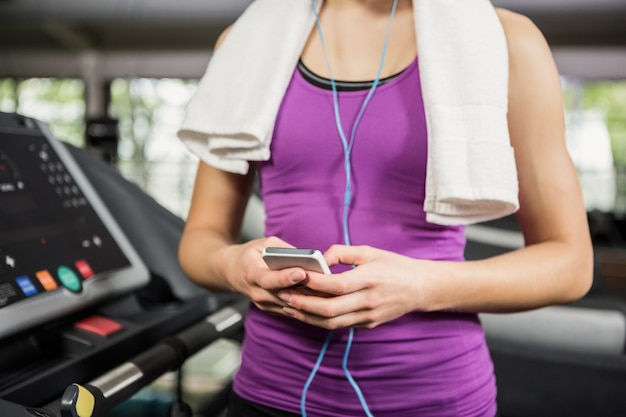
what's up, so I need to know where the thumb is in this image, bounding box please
[324,244,370,268]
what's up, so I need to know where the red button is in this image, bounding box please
[74,315,123,336]
[75,259,94,279]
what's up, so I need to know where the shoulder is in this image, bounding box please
[494,8,560,97]
[494,8,553,65]
[213,0,297,51]
[214,25,234,51]
[495,8,538,32]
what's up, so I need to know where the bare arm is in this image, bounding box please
[420,9,594,312]
[178,161,255,291]
[178,27,307,310]
[179,160,308,304]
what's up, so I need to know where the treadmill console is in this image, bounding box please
[0,112,149,339]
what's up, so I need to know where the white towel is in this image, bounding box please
[178,0,519,226]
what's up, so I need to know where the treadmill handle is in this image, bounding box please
[60,300,247,417]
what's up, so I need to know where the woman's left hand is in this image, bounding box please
[277,244,440,329]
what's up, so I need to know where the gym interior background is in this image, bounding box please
[1,0,626,416]
[1,0,625,220]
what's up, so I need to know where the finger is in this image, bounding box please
[257,267,307,291]
[289,285,334,298]
[254,300,284,314]
[302,269,364,296]
[248,287,297,313]
[283,306,375,330]
[324,244,371,268]
[278,288,363,319]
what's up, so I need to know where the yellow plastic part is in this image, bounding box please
[73,384,95,417]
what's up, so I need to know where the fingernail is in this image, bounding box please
[289,271,305,284]
[283,307,296,317]
[278,291,292,304]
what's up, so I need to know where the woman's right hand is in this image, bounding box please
[218,236,308,315]
[179,163,309,315]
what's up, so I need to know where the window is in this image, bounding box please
[109,78,200,218]
[0,78,86,148]
[563,79,626,216]
[3,76,625,224]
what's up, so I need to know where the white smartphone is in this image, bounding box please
[262,247,331,274]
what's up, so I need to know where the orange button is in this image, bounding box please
[74,315,124,337]
[36,270,58,291]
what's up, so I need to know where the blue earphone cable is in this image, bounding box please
[300,329,335,415]
[301,1,399,416]
[313,0,398,246]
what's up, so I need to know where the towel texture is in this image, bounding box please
[178,0,519,225]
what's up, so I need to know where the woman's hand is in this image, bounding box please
[277,245,440,329]
[219,236,311,315]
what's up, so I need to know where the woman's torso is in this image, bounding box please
[233,57,497,417]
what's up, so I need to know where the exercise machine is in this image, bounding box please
[0,112,244,417]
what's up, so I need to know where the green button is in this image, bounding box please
[58,266,82,293]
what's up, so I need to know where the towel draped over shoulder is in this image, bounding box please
[177,0,519,226]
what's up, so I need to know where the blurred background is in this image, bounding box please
[0,0,625,219]
[0,1,625,415]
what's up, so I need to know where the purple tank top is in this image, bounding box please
[234,58,497,416]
